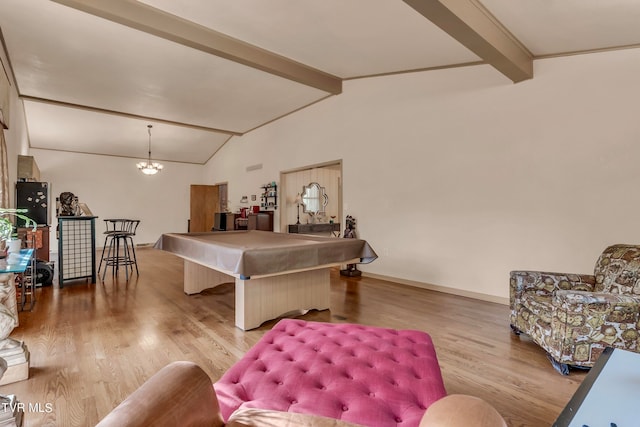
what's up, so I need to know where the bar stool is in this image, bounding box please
[99,219,140,280]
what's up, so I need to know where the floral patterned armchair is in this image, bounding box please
[510,244,640,374]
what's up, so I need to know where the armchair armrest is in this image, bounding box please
[554,290,640,306]
[552,290,640,347]
[510,270,595,300]
[96,361,224,427]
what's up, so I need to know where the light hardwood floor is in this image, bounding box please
[1,248,585,426]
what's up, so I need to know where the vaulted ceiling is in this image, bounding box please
[1,0,640,165]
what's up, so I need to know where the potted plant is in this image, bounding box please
[0,208,37,258]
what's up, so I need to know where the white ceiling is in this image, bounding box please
[1,0,640,165]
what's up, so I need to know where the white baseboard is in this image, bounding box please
[362,272,509,306]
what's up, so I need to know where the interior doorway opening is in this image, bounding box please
[279,160,342,235]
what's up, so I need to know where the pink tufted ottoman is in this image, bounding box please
[214,319,447,427]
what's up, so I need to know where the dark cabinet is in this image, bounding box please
[213,212,235,231]
[248,211,274,231]
[17,225,50,261]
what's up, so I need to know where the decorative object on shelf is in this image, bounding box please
[136,124,164,175]
[340,215,361,277]
[260,182,278,210]
[57,192,80,216]
[301,182,328,215]
[294,193,302,224]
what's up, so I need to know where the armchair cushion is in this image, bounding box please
[520,294,554,324]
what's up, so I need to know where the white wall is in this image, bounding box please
[30,149,204,248]
[204,48,640,301]
[1,46,30,193]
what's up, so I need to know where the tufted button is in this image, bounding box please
[395,417,402,423]
[369,392,375,397]
[342,405,349,412]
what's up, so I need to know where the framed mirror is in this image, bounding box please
[301,182,328,214]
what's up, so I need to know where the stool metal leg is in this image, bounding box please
[127,236,139,275]
[98,234,111,273]
[102,236,115,281]
[122,237,129,281]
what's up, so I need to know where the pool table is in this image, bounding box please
[154,230,377,330]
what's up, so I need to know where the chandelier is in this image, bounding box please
[136,124,164,175]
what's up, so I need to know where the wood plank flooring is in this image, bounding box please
[1,248,585,426]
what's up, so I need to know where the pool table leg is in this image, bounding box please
[183,260,234,295]
[235,268,331,330]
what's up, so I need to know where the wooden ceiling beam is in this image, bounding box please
[403,0,533,83]
[52,0,342,94]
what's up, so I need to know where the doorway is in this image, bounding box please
[280,161,342,233]
[190,184,226,232]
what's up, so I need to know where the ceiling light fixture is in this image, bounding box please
[136,124,164,175]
